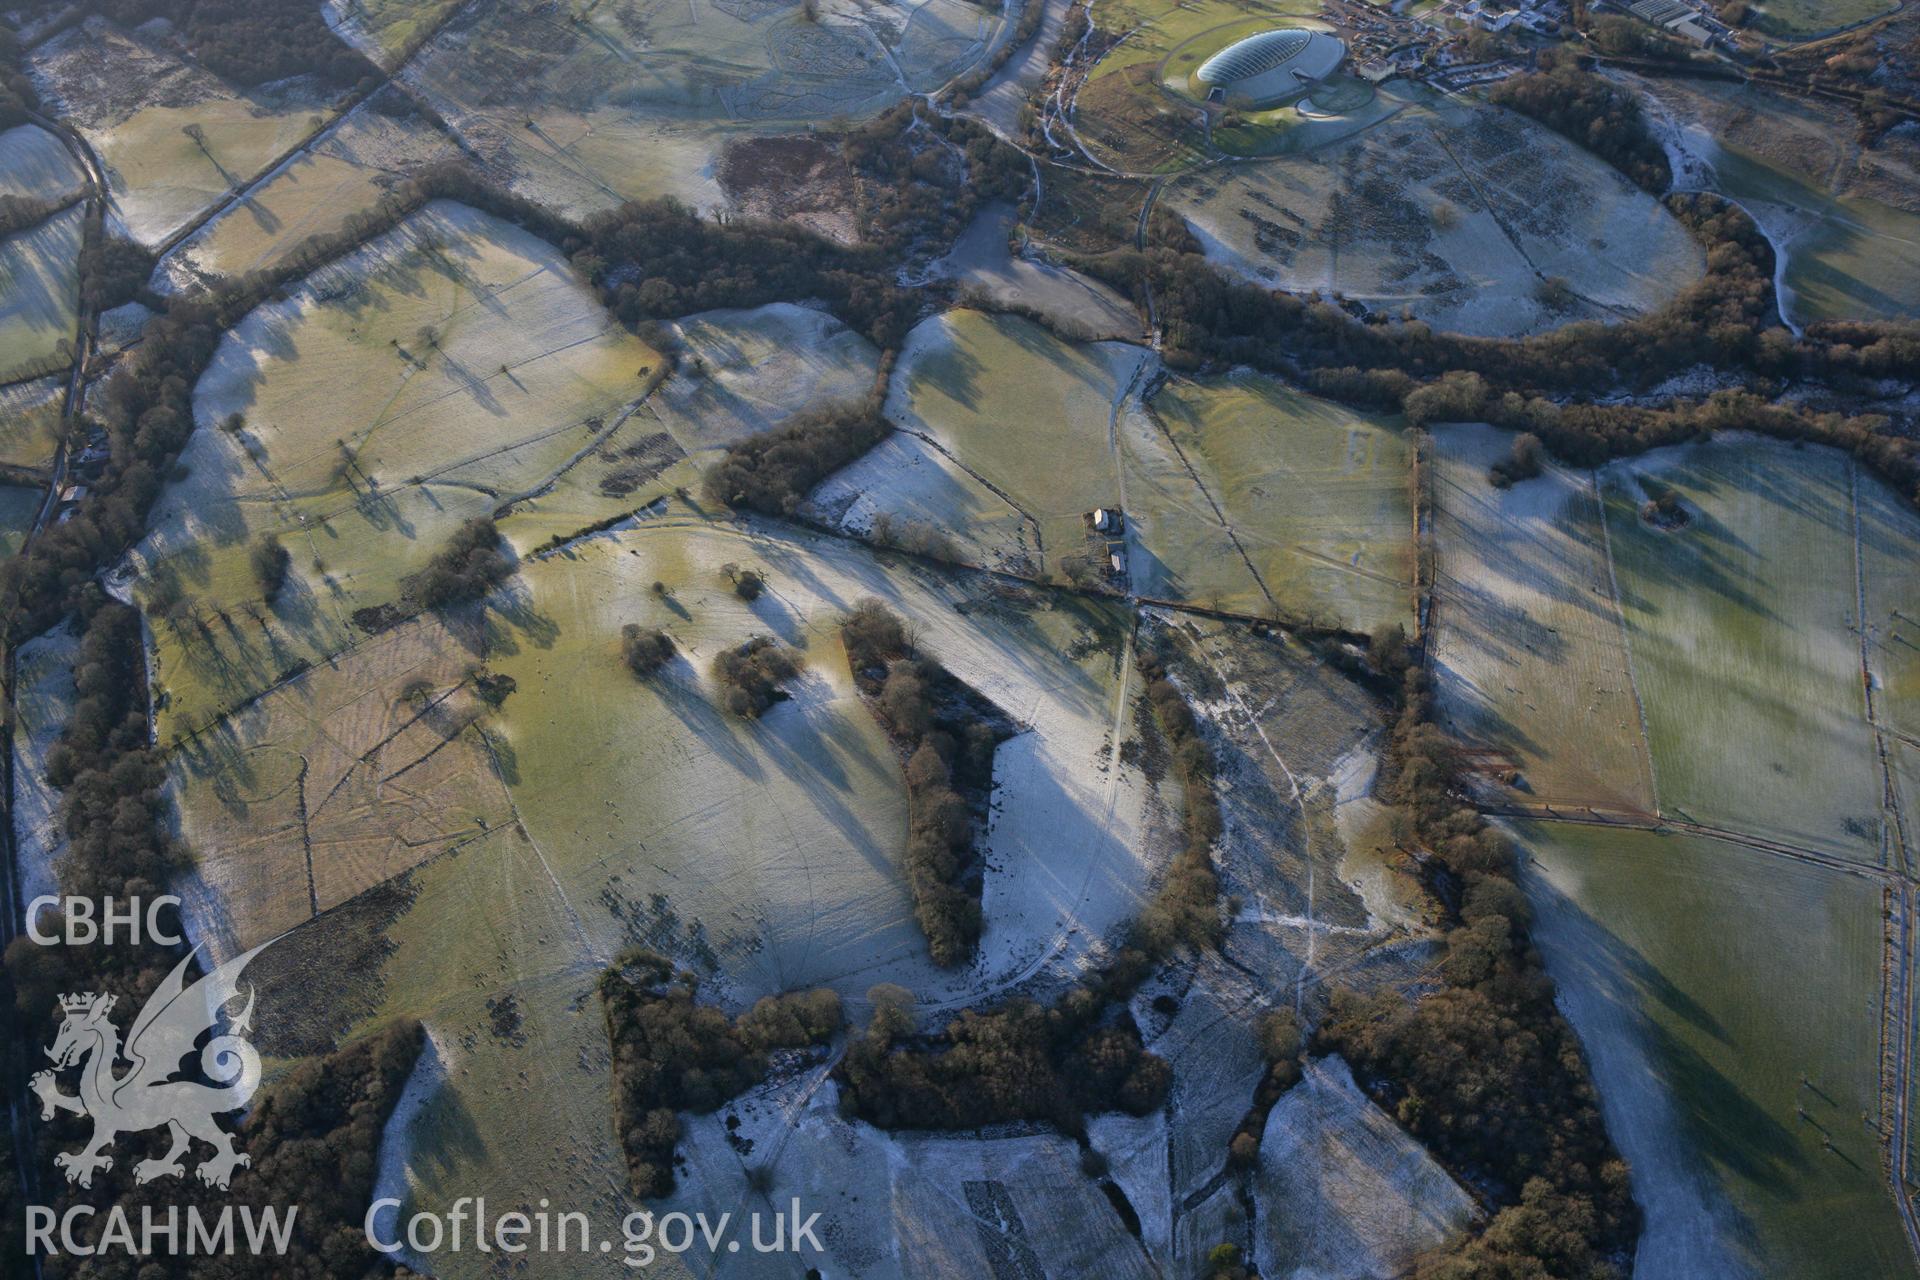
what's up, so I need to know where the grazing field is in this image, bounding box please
[401,0,998,219]
[29,19,336,246]
[1147,372,1413,633]
[849,313,1411,629]
[1429,422,1656,813]
[1632,73,1920,328]
[1519,821,1905,1280]
[0,124,85,203]
[873,308,1154,580]
[1170,89,1705,337]
[480,509,1164,1005]
[0,205,83,383]
[154,93,455,292]
[168,614,517,953]
[0,375,67,473]
[1598,438,1886,860]
[135,199,661,736]
[1071,0,1319,173]
[1253,1055,1476,1277]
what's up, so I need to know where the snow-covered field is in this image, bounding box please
[1172,91,1704,338]
[0,123,86,203]
[1254,1055,1476,1277]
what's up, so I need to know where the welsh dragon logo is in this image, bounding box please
[30,942,269,1191]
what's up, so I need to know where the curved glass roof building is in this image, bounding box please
[1192,28,1346,107]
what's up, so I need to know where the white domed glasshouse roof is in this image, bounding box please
[1193,28,1346,107]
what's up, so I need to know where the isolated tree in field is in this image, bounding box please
[1488,432,1544,488]
[724,564,766,601]
[621,624,674,677]
[249,535,291,601]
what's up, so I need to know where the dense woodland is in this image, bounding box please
[601,950,841,1197]
[28,0,376,87]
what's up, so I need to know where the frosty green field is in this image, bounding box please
[0,204,82,383]
[1521,820,1907,1280]
[1598,438,1887,860]
[1429,422,1656,812]
[1147,372,1413,632]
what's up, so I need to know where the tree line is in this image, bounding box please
[1314,630,1639,1279]
[1081,194,1920,507]
[841,600,1011,968]
[835,627,1224,1132]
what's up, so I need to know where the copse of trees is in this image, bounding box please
[621,623,675,677]
[840,599,1011,966]
[711,635,804,718]
[1489,62,1672,194]
[1488,431,1545,488]
[405,516,512,610]
[702,376,892,516]
[601,950,840,1197]
[249,534,291,600]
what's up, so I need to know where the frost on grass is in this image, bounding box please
[1252,1055,1476,1278]
[29,18,334,246]
[1428,421,1657,813]
[1172,89,1703,338]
